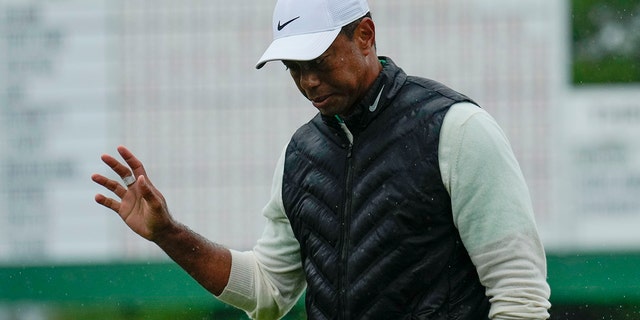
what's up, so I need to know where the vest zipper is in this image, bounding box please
[335,115,354,156]
[335,115,354,318]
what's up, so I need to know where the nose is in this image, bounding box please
[298,68,321,91]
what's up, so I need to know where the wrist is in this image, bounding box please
[150,219,184,246]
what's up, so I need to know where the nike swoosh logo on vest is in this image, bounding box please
[369,85,385,112]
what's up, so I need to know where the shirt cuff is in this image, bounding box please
[217,249,257,312]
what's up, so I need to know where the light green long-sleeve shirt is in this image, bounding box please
[218,102,551,320]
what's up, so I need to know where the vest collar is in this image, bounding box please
[322,57,407,130]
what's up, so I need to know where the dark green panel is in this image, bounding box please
[547,252,640,304]
[571,0,640,84]
[0,262,213,305]
[2,252,640,312]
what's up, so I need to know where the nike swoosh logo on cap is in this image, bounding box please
[369,85,385,112]
[277,16,301,31]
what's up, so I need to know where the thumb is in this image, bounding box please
[138,175,165,212]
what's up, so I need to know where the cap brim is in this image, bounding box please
[256,28,341,69]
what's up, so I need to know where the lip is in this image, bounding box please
[310,94,332,109]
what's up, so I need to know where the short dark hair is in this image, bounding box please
[340,12,372,39]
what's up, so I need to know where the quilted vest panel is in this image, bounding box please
[283,65,490,320]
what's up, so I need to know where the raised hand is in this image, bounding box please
[91,145,173,242]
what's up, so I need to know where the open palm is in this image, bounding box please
[92,145,172,241]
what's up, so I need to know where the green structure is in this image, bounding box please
[2,252,640,319]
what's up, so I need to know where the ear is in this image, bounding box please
[355,18,376,54]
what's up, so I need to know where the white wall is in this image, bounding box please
[1,0,638,263]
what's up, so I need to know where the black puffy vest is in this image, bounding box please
[282,58,490,319]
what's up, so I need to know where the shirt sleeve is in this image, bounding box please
[439,102,551,319]
[217,145,306,320]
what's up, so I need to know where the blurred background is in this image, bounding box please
[1,0,639,319]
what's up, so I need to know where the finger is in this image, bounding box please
[138,175,164,212]
[101,153,134,181]
[117,145,147,178]
[92,173,128,198]
[94,193,121,213]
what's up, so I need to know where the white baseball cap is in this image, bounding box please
[256,0,370,69]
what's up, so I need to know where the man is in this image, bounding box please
[92,0,551,319]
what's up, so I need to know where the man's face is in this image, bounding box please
[283,33,370,117]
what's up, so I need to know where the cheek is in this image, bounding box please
[290,75,307,97]
[335,71,360,94]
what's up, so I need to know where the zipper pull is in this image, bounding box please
[335,115,354,157]
[334,115,354,145]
